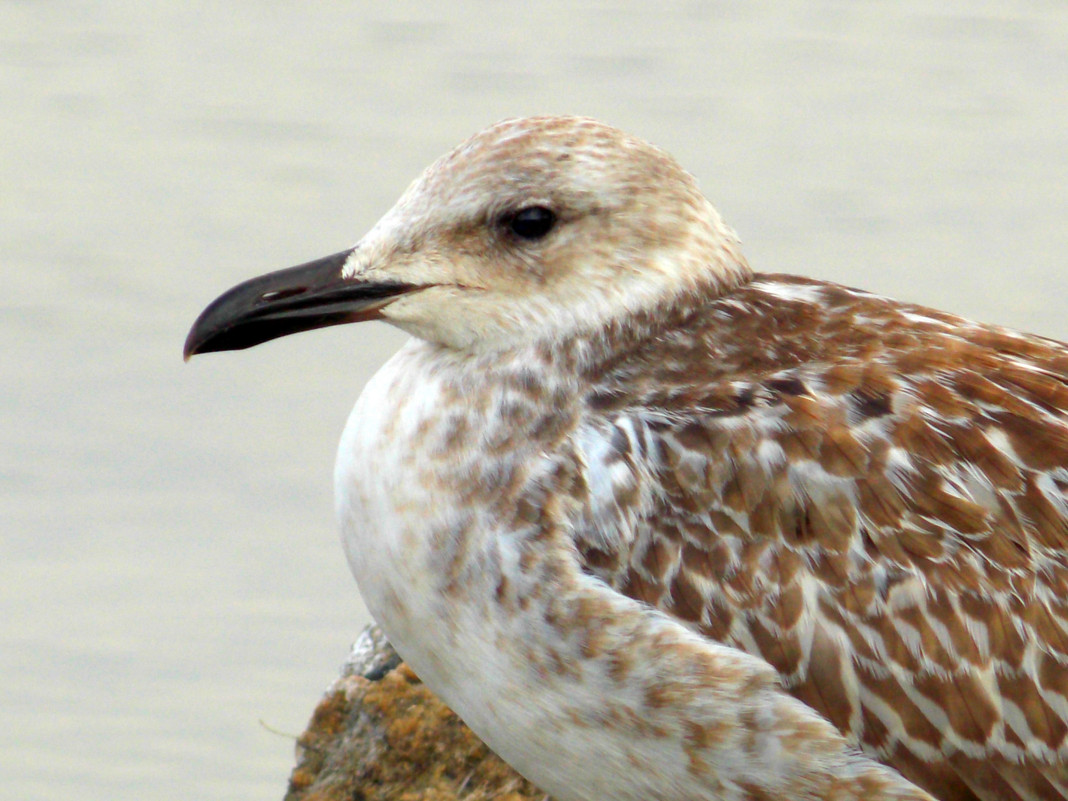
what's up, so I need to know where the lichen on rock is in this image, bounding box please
[285,625,547,801]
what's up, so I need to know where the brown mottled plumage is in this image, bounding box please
[569,275,1068,801]
[186,116,1068,801]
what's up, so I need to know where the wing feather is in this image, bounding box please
[573,275,1068,801]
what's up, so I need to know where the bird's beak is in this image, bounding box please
[183,249,419,360]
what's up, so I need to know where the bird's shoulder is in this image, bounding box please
[577,274,1068,573]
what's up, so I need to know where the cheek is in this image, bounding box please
[539,230,623,289]
[378,286,496,347]
[382,286,461,320]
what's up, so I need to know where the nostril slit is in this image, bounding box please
[261,287,307,302]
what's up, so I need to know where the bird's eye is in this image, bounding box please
[506,206,557,241]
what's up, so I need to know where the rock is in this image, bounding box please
[284,625,547,801]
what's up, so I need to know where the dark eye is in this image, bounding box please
[506,206,556,241]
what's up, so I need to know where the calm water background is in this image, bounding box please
[3,2,1067,798]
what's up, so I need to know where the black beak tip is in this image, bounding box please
[182,319,206,361]
[182,291,241,361]
[182,313,207,362]
[181,249,419,363]
[182,249,358,362]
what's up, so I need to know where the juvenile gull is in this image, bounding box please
[185,116,1068,801]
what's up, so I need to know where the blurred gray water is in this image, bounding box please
[2,2,1066,799]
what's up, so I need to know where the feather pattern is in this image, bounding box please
[565,274,1068,801]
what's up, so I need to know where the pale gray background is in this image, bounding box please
[3,2,1066,799]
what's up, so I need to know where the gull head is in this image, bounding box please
[184,116,750,357]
